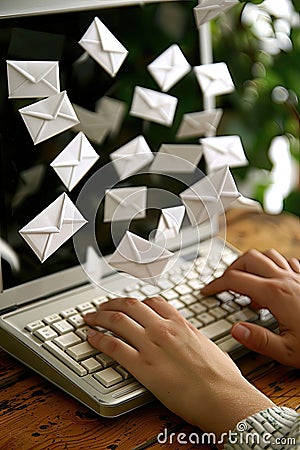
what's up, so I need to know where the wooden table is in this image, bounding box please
[1,209,300,450]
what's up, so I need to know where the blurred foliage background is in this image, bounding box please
[104,0,300,216]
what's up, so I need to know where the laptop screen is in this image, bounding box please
[0,0,211,293]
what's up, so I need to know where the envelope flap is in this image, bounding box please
[94,17,126,53]
[162,205,185,229]
[8,60,58,84]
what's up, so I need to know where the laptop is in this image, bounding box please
[0,0,276,418]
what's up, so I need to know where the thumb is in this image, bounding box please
[231,322,288,365]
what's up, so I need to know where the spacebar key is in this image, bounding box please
[43,341,87,376]
[200,319,232,341]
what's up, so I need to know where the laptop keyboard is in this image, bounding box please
[24,243,275,391]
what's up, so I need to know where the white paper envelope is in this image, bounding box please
[176,109,223,139]
[104,186,147,222]
[154,205,185,243]
[78,17,128,77]
[19,91,79,145]
[19,193,87,262]
[50,132,99,191]
[130,86,178,127]
[72,104,110,145]
[201,135,248,172]
[7,60,60,99]
[84,246,104,285]
[109,231,174,285]
[194,0,239,28]
[147,44,191,92]
[180,166,240,226]
[110,135,154,181]
[150,144,203,173]
[194,62,235,97]
[95,96,127,137]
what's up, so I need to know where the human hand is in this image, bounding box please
[202,249,300,368]
[84,296,273,436]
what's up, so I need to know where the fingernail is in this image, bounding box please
[232,324,251,341]
[87,329,97,338]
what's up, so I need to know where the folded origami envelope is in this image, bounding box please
[194,0,239,28]
[110,135,154,181]
[176,108,223,139]
[147,44,191,92]
[19,91,79,145]
[194,62,235,97]
[72,104,110,145]
[180,166,240,226]
[109,231,174,285]
[104,186,147,222]
[50,132,100,191]
[150,144,203,173]
[78,17,128,77]
[7,60,60,99]
[154,205,185,243]
[201,135,248,172]
[130,86,178,127]
[84,246,104,285]
[95,96,127,137]
[19,193,87,262]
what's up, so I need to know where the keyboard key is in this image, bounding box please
[52,320,74,335]
[60,308,77,318]
[34,326,58,341]
[170,274,184,284]
[124,290,145,300]
[188,279,204,291]
[189,303,206,315]
[234,296,251,307]
[259,309,274,322]
[168,299,185,310]
[216,336,242,354]
[54,332,82,350]
[180,294,197,306]
[92,296,108,307]
[81,357,102,373]
[221,301,240,313]
[196,312,214,326]
[124,283,141,293]
[25,320,45,332]
[68,314,85,328]
[77,302,94,312]
[178,307,194,320]
[140,285,161,297]
[227,308,259,324]
[161,290,178,301]
[115,365,131,380]
[76,326,91,340]
[216,291,235,302]
[96,353,115,368]
[157,278,174,290]
[188,317,203,329]
[200,319,232,341]
[43,341,87,376]
[94,367,123,388]
[210,306,228,320]
[43,313,61,325]
[185,270,198,280]
[66,341,99,361]
[202,297,220,309]
[174,284,192,296]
